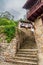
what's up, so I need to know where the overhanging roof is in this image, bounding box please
[27,3,43,21]
[23,0,39,9]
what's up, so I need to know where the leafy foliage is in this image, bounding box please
[0,18,18,43]
[0,18,18,26]
[4,26,16,43]
[0,11,14,20]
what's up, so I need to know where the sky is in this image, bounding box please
[0,0,27,20]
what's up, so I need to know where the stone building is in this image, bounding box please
[23,0,43,65]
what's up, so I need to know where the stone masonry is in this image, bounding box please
[0,37,18,61]
[34,18,43,65]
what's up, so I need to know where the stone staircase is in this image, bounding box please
[5,49,38,65]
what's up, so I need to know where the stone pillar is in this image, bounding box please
[34,18,43,65]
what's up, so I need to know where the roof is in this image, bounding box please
[23,0,39,9]
[27,3,43,21]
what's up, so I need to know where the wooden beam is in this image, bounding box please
[27,2,43,21]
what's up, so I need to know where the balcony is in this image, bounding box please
[27,0,43,21]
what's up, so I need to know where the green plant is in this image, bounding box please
[0,18,18,43]
[0,18,18,26]
[4,25,16,43]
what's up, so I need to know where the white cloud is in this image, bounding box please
[0,0,27,20]
[4,0,26,11]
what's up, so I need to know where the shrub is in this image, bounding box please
[4,25,16,43]
[0,18,18,43]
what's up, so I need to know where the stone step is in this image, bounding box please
[19,49,38,52]
[6,58,38,65]
[0,62,18,65]
[17,51,37,55]
[16,54,37,58]
[13,56,38,61]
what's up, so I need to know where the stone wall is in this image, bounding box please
[17,28,36,49]
[16,29,28,49]
[34,18,43,65]
[0,34,18,61]
[3,38,17,58]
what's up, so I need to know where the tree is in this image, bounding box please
[0,11,14,20]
